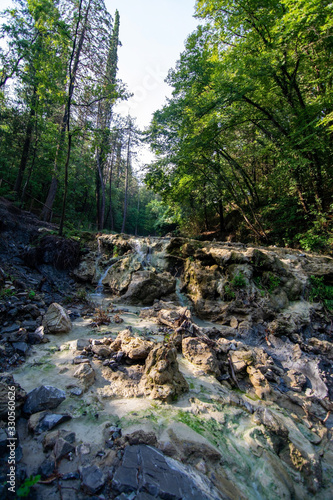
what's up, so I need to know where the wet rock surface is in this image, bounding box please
[0,201,333,499]
[112,444,222,499]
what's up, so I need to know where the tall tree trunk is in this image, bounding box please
[135,189,140,236]
[218,197,225,234]
[14,87,37,196]
[41,0,91,223]
[121,126,131,233]
[59,133,72,236]
[97,151,106,230]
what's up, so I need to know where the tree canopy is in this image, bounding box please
[146,0,333,251]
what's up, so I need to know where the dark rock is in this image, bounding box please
[80,464,105,495]
[38,459,56,479]
[28,411,72,434]
[69,386,83,396]
[0,324,20,334]
[125,430,158,447]
[0,374,26,419]
[23,385,66,415]
[28,326,45,344]
[112,445,220,499]
[53,437,75,460]
[20,320,37,331]
[12,342,29,356]
[43,430,76,451]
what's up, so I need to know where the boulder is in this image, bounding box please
[112,444,221,500]
[141,345,188,402]
[43,303,72,334]
[182,337,220,377]
[122,271,176,305]
[80,464,105,495]
[73,363,95,388]
[23,385,66,415]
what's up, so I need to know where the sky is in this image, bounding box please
[106,0,198,131]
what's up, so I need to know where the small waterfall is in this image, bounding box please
[95,262,115,294]
[175,278,191,308]
[132,238,152,269]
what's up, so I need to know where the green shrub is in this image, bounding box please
[309,275,333,311]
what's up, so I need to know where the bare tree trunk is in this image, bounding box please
[14,87,37,196]
[121,126,131,233]
[59,133,72,236]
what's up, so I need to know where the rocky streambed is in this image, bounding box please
[1,212,333,499]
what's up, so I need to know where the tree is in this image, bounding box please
[146,0,333,247]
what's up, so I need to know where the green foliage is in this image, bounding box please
[223,284,236,301]
[17,475,41,498]
[231,272,247,289]
[113,245,119,257]
[308,276,333,312]
[145,0,333,245]
[254,272,281,294]
[0,287,15,298]
[28,290,36,299]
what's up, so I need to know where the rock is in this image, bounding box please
[268,316,297,336]
[12,341,29,356]
[91,344,112,357]
[229,350,254,374]
[308,338,333,359]
[73,363,95,388]
[74,338,90,351]
[23,385,66,415]
[73,355,90,364]
[247,366,271,399]
[157,307,191,328]
[268,289,289,311]
[53,437,75,460]
[125,430,158,447]
[28,326,45,344]
[141,345,188,402]
[69,386,83,396]
[112,444,220,499]
[285,369,307,393]
[253,407,289,438]
[80,464,105,495]
[121,336,153,361]
[28,411,71,434]
[43,303,72,334]
[229,316,238,329]
[111,329,133,351]
[6,327,28,343]
[43,429,75,451]
[182,337,220,377]
[38,459,56,479]
[121,271,176,305]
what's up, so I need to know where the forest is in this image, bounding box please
[0,0,332,252]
